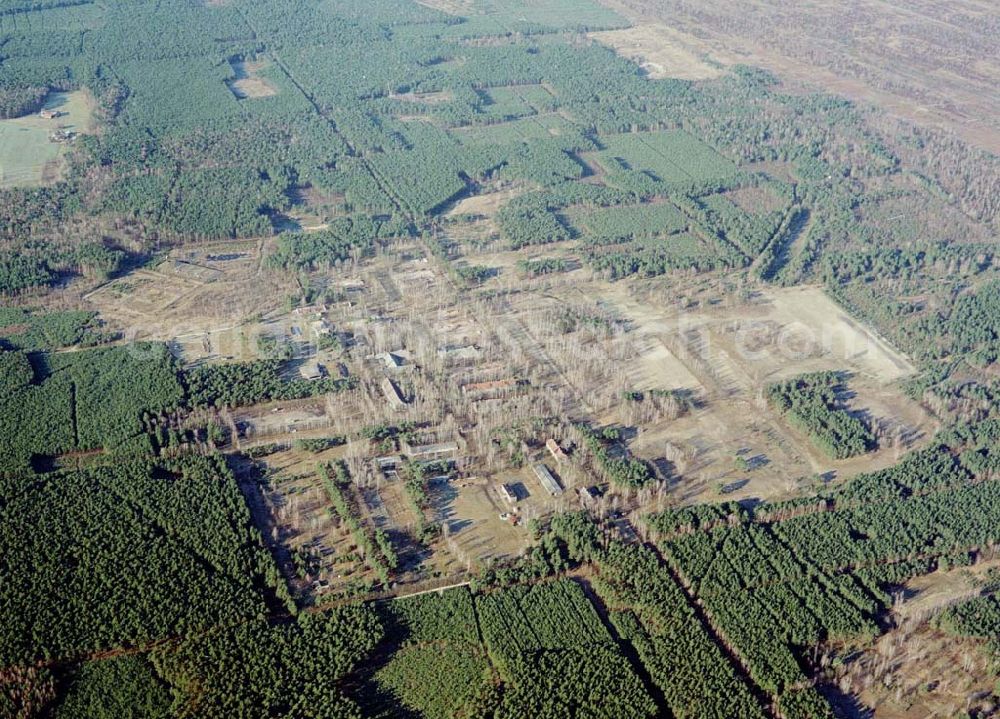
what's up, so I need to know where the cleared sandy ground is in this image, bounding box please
[444,185,527,218]
[586,281,933,501]
[589,24,724,80]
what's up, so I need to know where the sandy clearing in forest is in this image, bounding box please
[227,60,279,99]
[589,24,724,81]
[579,280,931,501]
[613,285,916,386]
[763,286,916,383]
[444,185,527,218]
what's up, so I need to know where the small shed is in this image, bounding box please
[299,360,324,380]
[546,438,568,464]
[578,485,601,505]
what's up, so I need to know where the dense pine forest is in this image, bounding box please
[2,0,1000,716]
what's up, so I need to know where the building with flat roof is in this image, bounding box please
[498,483,517,504]
[299,360,324,380]
[578,485,601,505]
[404,440,458,461]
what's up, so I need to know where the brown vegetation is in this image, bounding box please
[599,0,1000,156]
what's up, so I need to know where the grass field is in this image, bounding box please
[595,130,738,184]
[568,201,688,242]
[0,2,105,33]
[480,84,556,120]
[0,90,94,189]
[452,112,577,145]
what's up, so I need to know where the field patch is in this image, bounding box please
[444,184,526,218]
[629,285,917,392]
[481,0,626,30]
[226,58,279,99]
[761,286,916,383]
[722,184,787,214]
[414,0,473,14]
[595,130,738,185]
[452,112,577,146]
[567,200,688,244]
[478,83,556,120]
[0,2,105,32]
[0,90,94,188]
[417,0,626,30]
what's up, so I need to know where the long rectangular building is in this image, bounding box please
[381,377,407,409]
[532,462,563,496]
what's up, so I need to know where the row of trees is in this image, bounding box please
[265,215,410,272]
[0,83,47,119]
[318,461,396,586]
